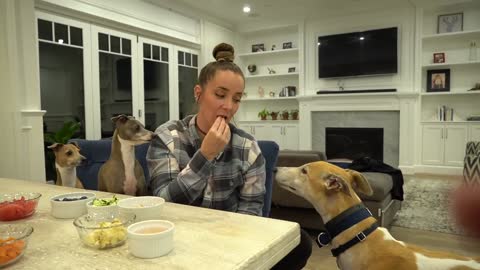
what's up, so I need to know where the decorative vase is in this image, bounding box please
[258,86,265,97]
[469,41,477,61]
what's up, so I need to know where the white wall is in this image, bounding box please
[38,0,201,44]
[0,0,46,181]
[304,5,416,94]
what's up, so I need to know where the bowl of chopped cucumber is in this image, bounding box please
[86,195,120,219]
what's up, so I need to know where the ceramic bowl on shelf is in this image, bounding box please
[0,224,34,267]
[0,192,41,221]
[50,192,96,219]
[118,196,165,222]
[127,220,175,258]
[73,212,135,250]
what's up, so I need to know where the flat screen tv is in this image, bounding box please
[318,27,398,78]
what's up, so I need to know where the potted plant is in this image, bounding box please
[258,109,269,120]
[281,110,289,120]
[290,109,299,120]
[270,111,279,120]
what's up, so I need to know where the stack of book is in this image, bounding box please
[438,105,454,121]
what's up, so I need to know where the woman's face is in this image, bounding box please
[195,70,244,128]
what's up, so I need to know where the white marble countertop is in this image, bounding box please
[0,178,300,270]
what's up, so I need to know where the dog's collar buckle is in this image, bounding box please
[316,231,332,248]
[356,232,366,242]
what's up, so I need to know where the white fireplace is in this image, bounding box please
[297,92,418,172]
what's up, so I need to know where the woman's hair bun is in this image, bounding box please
[213,43,235,62]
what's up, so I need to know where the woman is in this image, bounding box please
[147,43,311,269]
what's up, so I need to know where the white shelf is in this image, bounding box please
[421,121,480,124]
[245,72,299,78]
[422,60,480,68]
[422,29,480,40]
[238,48,298,58]
[242,96,298,101]
[421,91,480,96]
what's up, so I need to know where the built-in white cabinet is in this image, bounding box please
[470,124,480,142]
[237,122,298,150]
[422,123,469,166]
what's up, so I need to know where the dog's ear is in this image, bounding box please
[346,169,373,196]
[325,174,351,197]
[69,141,81,151]
[111,114,129,126]
[47,143,63,152]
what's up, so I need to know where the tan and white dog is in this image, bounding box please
[276,161,480,270]
[48,142,85,189]
[98,115,153,196]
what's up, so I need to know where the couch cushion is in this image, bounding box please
[359,172,393,201]
[276,150,327,167]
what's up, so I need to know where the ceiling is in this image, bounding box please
[145,0,475,29]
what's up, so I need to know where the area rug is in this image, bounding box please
[392,178,464,235]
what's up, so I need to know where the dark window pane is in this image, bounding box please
[144,60,170,129]
[122,38,131,55]
[38,19,52,41]
[152,45,160,60]
[144,43,151,59]
[185,53,191,66]
[110,35,120,53]
[178,66,198,119]
[54,23,69,44]
[98,33,108,51]
[70,26,82,46]
[178,51,184,65]
[161,47,168,62]
[192,54,198,67]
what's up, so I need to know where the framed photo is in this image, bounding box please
[288,67,296,73]
[437,13,463,34]
[251,43,265,53]
[426,69,450,92]
[433,52,445,63]
[282,42,293,49]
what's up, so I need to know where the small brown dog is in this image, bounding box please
[48,142,85,189]
[98,115,153,196]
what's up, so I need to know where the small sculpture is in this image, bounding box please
[269,91,276,97]
[247,64,257,74]
[267,67,276,74]
[258,86,265,97]
[271,45,276,51]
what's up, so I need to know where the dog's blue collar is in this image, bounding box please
[315,204,378,257]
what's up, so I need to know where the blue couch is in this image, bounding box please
[70,139,279,217]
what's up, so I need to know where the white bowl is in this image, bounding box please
[86,200,119,219]
[50,192,96,219]
[118,196,165,222]
[127,220,174,258]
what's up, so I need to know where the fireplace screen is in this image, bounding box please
[325,127,383,161]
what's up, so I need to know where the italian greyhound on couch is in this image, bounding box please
[98,115,154,196]
[276,161,480,270]
[48,142,85,189]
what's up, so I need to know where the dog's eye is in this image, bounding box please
[66,151,72,156]
[301,167,307,174]
[135,125,140,131]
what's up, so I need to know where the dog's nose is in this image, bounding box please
[273,168,278,173]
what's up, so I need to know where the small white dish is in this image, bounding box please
[50,192,96,219]
[118,196,165,222]
[127,220,174,258]
[86,200,119,219]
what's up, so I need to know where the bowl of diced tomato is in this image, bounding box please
[0,192,41,221]
[0,224,33,267]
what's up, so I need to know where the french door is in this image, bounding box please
[175,46,199,119]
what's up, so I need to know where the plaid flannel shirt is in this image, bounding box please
[147,115,266,216]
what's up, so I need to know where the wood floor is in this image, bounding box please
[303,226,480,269]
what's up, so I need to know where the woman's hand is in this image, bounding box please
[200,117,231,161]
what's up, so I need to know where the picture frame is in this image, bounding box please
[426,69,450,92]
[251,43,265,53]
[433,52,445,63]
[288,67,296,73]
[437,13,463,34]
[282,42,293,49]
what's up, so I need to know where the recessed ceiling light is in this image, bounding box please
[243,5,251,13]
[359,36,365,40]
